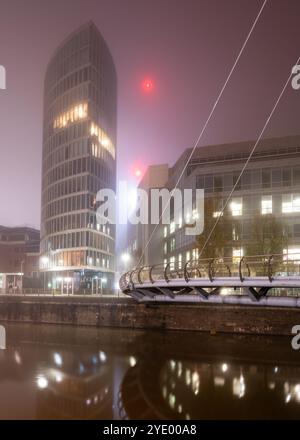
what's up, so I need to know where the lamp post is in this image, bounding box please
[20,260,25,294]
[120,253,131,273]
[40,256,49,292]
[121,252,130,265]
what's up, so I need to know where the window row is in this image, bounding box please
[41,250,113,271]
[43,157,89,188]
[196,167,300,192]
[43,139,89,174]
[41,230,114,254]
[42,194,95,219]
[163,194,300,238]
[43,212,113,237]
[47,66,90,106]
[164,246,300,270]
[46,41,89,92]
[43,176,88,203]
[43,155,113,189]
[44,120,89,154]
[54,102,88,130]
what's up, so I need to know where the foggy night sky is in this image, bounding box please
[0,0,300,229]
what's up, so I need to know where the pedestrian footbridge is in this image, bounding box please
[119,255,300,307]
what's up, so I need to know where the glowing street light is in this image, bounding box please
[121,253,130,264]
[41,256,49,265]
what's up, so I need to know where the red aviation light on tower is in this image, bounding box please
[142,78,154,93]
[131,163,144,181]
[134,168,142,178]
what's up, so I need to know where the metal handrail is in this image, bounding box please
[120,254,300,292]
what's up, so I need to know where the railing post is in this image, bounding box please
[267,255,274,282]
[184,260,190,283]
[239,257,244,282]
[164,263,170,283]
[208,259,215,282]
[149,266,155,284]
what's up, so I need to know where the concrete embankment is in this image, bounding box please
[0,295,299,335]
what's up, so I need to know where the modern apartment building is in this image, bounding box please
[126,135,300,268]
[40,22,117,292]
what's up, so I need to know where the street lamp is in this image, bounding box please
[40,256,49,291]
[121,253,130,264]
[21,260,25,293]
[41,256,49,266]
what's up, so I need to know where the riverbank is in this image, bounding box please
[0,295,299,335]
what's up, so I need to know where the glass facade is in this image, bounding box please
[155,139,300,269]
[40,22,117,291]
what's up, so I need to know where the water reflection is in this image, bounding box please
[1,324,300,419]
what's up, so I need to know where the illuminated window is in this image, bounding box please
[163,241,167,255]
[192,248,199,260]
[232,247,243,262]
[170,256,175,270]
[178,254,182,269]
[90,122,115,159]
[213,211,223,218]
[230,197,242,216]
[170,221,175,234]
[186,251,190,262]
[282,194,300,213]
[54,103,88,129]
[232,225,240,241]
[163,226,168,238]
[170,237,176,252]
[283,247,300,261]
[261,195,272,214]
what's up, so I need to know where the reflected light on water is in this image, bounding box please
[2,325,300,420]
[37,376,48,389]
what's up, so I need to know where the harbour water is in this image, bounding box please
[0,323,300,419]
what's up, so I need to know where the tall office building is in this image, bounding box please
[40,22,117,292]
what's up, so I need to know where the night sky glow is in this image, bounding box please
[1,0,300,228]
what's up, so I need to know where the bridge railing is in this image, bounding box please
[119,254,300,292]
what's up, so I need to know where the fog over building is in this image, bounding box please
[40,22,117,292]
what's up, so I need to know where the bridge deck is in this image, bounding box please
[120,255,300,304]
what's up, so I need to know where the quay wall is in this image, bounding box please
[0,296,299,336]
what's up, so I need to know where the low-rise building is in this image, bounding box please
[0,226,40,290]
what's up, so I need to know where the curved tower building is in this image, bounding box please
[40,22,117,292]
